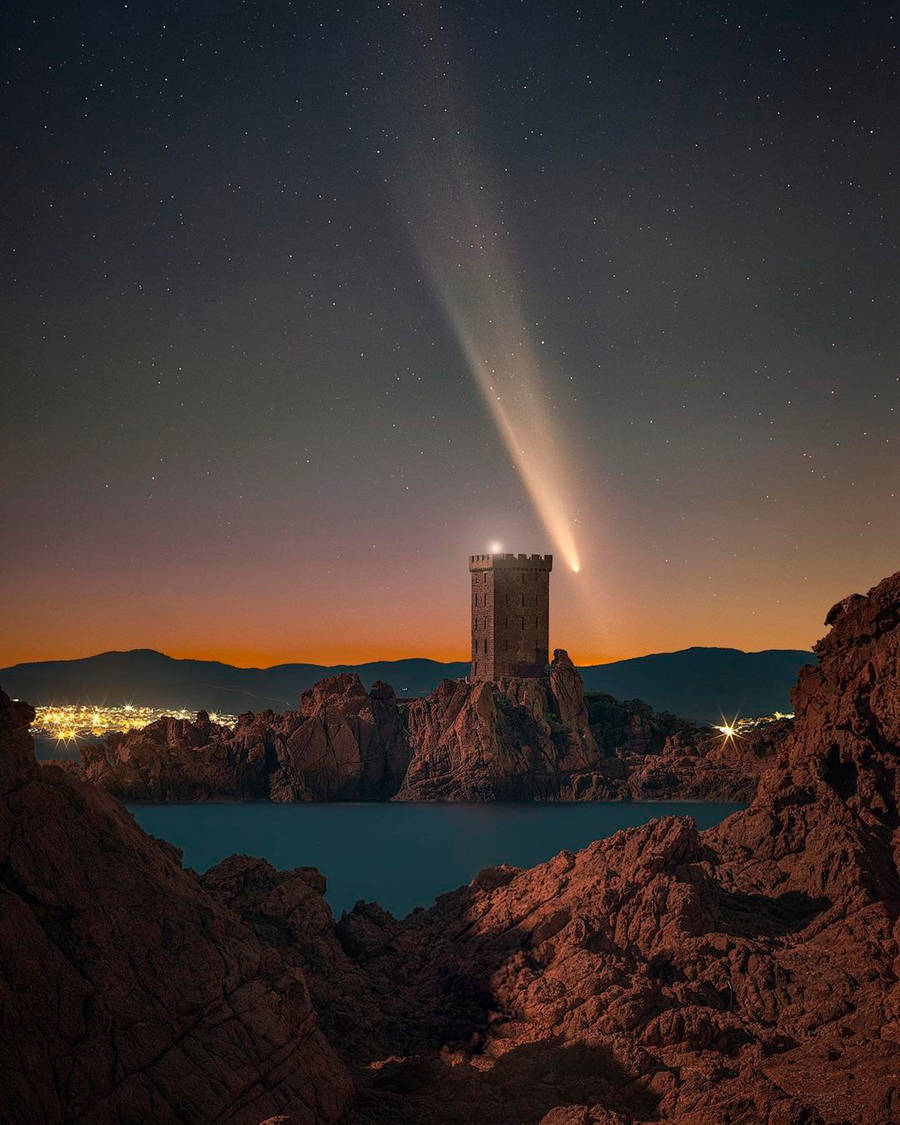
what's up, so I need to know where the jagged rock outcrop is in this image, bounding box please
[397,650,704,801]
[200,855,383,1062]
[0,692,37,793]
[766,574,900,832]
[627,718,790,801]
[549,648,596,737]
[81,673,411,802]
[314,571,900,1122]
[0,688,352,1125]
[398,650,610,799]
[268,675,410,800]
[80,650,765,803]
[586,691,684,759]
[80,709,270,800]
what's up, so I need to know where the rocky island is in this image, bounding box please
[2,568,900,1121]
[75,649,771,804]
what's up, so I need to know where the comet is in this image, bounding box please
[439,276,584,573]
[385,14,584,574]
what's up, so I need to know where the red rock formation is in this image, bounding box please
[200,855,383,1061]
[766,573,900,835]
[397,650,609,799]
[81,674,410,802]
[627,718,789,801]
[549,648,595,733]
[0,688,352,1124]
[81,651,751,803]
[80,709,271,800]
[319,572,900,1122]
[268,675,410,800]
[5,569,900,1122]
[397,650,705,801]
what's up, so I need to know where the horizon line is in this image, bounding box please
[2,643,818,673]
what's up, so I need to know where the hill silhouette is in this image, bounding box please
[1,646,814,723]
[579,646,814,720]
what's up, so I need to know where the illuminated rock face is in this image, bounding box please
[80,674,411,802]
[470,553,553,681]
[399,650,610,800]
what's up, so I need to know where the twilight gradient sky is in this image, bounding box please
[2,1,898,667]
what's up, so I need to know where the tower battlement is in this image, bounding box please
[469,553,553,571]
[469,552,552,681]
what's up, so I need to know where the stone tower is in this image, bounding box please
[469,553,553,681]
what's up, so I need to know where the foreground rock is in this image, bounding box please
[192,570,900,1122]
[318,570,900,1122]
[0,689,352,1124]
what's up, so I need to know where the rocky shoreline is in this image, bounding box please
[2,568,900,1121]
[73,649,777,804]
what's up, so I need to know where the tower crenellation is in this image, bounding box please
[469,552,552,681]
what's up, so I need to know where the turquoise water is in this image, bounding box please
[130,801,742,918]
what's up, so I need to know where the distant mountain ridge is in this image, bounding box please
[1,645,814,722]
[579,646,814,720]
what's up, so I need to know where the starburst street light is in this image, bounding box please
[711,711,795,745]
[715,715,741,744]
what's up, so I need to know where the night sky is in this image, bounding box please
[3,1,897,668]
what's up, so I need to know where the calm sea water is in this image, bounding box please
[130,801,742,918]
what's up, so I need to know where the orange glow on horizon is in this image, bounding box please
[2,626,815,673]
[7,543,888,674]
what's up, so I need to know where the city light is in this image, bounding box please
[31,704,237,744]
[715,712,793,743]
